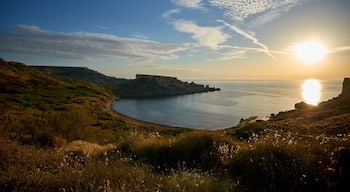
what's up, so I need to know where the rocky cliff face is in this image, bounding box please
[340,78,350,100]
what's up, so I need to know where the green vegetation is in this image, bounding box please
[1,59,350,191]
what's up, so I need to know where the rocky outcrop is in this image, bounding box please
[294,101,314,110]
[115,74,220,98]
[339,78,350,100]
[31,65,220,98]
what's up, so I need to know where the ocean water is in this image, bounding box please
[112,80,342,130]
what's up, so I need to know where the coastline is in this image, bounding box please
[103,97,187,130]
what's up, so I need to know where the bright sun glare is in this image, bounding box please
[294,41,328,64]
[302,79,321,106]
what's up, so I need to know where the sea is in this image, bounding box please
[112,79,343,130]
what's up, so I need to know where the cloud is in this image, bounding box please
[0,25,192,63]
[329,46,350,54]
[209,0,302,24]
[171,0,205,9]
[93,24,109,30]
[247,9,282,28]
[132,32,149,39]
[206,1,303,59]
[218,50,247,60]
[162,9,181,19]
[172,20,230,49]
[218,20,275,59]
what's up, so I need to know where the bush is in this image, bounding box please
[1,109,92,146]
[225,144,326,192]
[333,146,350,191]
[231,122,266,140]
[0,139,234,192]
[133,132,222,172]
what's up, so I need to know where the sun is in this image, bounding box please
[294,41,328,64]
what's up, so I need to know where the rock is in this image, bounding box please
[294,101,314,110]
[340,78,350,100]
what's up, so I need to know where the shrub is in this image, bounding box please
[231,122,266,140]
[333,146,350,191]
[133,132,222,172]
[46,109,91,141]
[225,144,326,192]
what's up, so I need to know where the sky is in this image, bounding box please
[1,0,349,80]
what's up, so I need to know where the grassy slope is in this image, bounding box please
[1,59,350,191]
[0,59,125,144]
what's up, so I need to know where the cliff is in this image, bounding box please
[340,78,350,100]
[114,74,220,98]
[32,65,220,98]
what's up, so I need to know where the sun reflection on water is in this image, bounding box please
[302,79,321,106]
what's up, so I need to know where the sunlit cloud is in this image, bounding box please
[329,46,350,54]
[218,20,275,59]
[206,0,305,60]
[247,9,282,29]
[218,50,247,60]
[143,63,199,73]
[172,0,205,10]
[0,25,192,63]
[172,20,230,50]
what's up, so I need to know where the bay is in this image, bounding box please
[112,80,342,130]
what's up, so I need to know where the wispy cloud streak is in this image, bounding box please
[162,9,181,19]
[329,46,350,54]
[0,25,192,63]
[218,20,275,59]
[206,0,304,59]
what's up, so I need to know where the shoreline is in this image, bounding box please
[103,97,188,130]
[104,98,279,131]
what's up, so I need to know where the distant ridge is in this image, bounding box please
[32,66,220,98]
[33,66,128,86]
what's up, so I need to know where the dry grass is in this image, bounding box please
[1,59,350,191]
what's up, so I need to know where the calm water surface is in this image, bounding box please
[113,80,342,130]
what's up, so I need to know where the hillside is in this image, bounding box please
[1,58,350,191]
[0,58,135,145]
[265,78,350,135]
[33,66,128,86]
[1,61,107,111]
[34,66,220,98]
